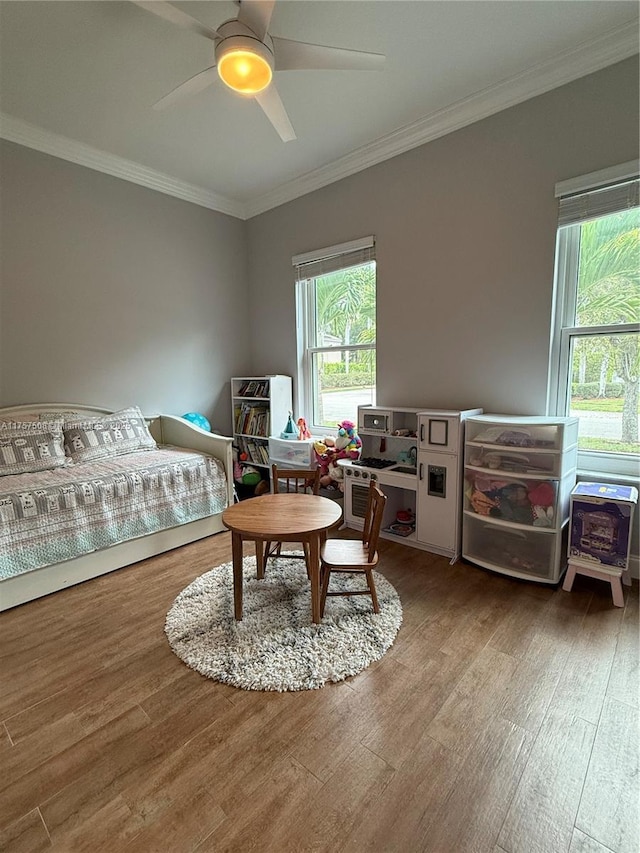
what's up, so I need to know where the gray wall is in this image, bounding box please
[245,57,640,418]
[0,59,637,568]
[0,59,637,452]
[0,141,251,430]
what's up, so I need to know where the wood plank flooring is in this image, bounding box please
[0,531,637,852]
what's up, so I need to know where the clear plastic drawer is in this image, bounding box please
[466,417,578,453]
[465,446,563,478]
[463,513,562,580]
[464,471,559,528]
[268,437,316,468]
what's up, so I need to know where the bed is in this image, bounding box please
[0,403,234,611]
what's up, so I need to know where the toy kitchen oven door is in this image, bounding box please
[417,409,481,561]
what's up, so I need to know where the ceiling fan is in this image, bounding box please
[132,0,385,142]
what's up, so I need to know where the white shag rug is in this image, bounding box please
[165,553,403,692]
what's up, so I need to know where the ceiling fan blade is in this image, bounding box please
[132,1,220,41]
[254,84,296,142]
[152,65,219,110]
[272,37,385,72]
[236,0,276,41]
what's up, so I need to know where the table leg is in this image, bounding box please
[309,533,320,624]
[255,539,265,580]
[232,531,243,621]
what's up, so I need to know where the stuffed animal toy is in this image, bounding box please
[328,462,345,490]
[314,421,361,490]
[313,439,328,459]
[335,420,362,459]
[314,439,337,487]
[241,465,261,486]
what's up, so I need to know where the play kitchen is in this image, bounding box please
[342,405,482,561]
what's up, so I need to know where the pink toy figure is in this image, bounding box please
[297,417,311,440]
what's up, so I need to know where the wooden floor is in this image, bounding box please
[0,531,638,853]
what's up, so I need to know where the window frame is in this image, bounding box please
[294,238,376,435]
[548,164,640,478]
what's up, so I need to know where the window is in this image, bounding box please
[294,236,376,433]
[549,163,639,477]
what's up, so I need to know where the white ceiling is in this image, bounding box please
[1,1,638,219]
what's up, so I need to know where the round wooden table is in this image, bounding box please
[222,493,343,624]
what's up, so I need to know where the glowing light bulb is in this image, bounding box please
[217,49,272,94]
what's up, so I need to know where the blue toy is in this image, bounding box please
[182,412,211,432]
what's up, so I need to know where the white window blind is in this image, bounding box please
[557,178,639,228]
[293,236,375,280]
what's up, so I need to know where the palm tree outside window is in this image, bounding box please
[294,237,376,433]
[549,165,639,477]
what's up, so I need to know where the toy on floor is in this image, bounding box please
[233,448,269,496]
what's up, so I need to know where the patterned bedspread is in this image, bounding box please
[0,447,228,580]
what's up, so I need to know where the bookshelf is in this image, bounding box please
[231,375,293,490]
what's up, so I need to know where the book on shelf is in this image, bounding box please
[238,380,269,398]
[238,380,258,396]
[235,436,269,466]
[234,403,269,436]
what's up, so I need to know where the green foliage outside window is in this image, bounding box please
[315,264,376,352]
[571,208,639,449]
[315,262,376,394]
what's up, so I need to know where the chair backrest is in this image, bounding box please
[271,464,320,495]
[362,480,387,561]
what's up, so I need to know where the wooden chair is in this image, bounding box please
[320,480,387,616]
[262,464,321,576]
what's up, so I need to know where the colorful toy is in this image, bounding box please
[335,420,362,458]
[314,420,362,491]
[297,417,311,440]
[241,465,261,486]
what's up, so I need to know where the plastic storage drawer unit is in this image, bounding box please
[268,437,317,469]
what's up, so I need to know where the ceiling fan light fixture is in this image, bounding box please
[218,47,272,93]
[215,26,274,95]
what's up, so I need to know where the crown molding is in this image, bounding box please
[1,20,637,221]
[245,21,639,218]
[0,113,246,220]
[555,159,640,197]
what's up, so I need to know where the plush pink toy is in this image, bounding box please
[297,417,311,440]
